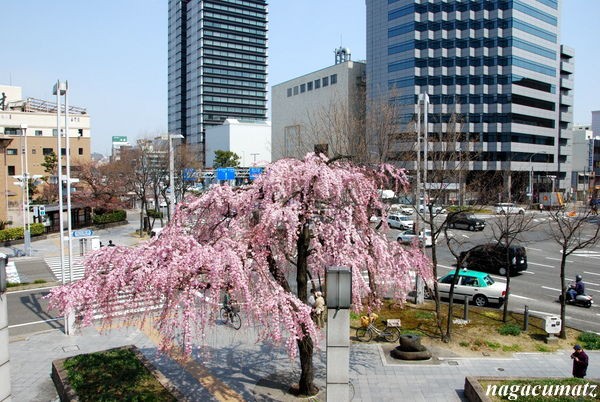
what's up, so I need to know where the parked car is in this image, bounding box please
[436,269,507,307]
[459,243,528,276]
[447,212,485,231]
[389,204,415,215]
[418,204,447,214]
[397,229,433,247]
[494,203,525,215]
[387,214,414,230]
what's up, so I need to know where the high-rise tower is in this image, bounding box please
[366,0,573,200]
[168,0,268,164]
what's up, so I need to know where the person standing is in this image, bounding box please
[571,344,589,378]
[314,291,325,328]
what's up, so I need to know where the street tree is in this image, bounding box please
[71,160,129,212]
[487,211,538,323]
[213,150,240,168]
[48,154,431,396]
[546,207,600,338]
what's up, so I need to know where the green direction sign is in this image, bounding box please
[112,136,128,143]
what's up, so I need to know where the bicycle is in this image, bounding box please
[220,303,242,330]
[356,315,401,342]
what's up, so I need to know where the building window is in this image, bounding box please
[78,148,83,155]
[6,148,17,155]
[314,79,321,89]
[300,83,306,93]
[293,86,299,95]
[35,130,43,136]
[4,128,18,135]
[32,149,36,154]
[322,76,329,87]
[52,129,58,136]
[287,88,292,97]
[61,148,66,156]
[330,74,337,84]
[7,166,15,176]
[43,148,54,155]
[307,81,313,91]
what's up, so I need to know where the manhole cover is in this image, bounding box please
[447,360,459,366]
[62,345,80,353]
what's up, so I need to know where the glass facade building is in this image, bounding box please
[168,0,268,162]
[366,0,573,196]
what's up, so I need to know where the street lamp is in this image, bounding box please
[161,133,184,219]
[19,124,32,255]
[53,80,75,335]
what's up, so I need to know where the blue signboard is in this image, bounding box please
[249,167,263,180]
[183,168,196,182]
[216,167,236,180]
[72,229,94,237]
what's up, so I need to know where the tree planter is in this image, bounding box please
[51,345,183,401]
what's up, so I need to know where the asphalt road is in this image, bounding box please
[6,211,600,339]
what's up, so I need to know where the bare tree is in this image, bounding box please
[487,212,539,322]
[546,207,600,338]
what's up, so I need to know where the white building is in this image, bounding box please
[204,118,271,167]
[271,54,366,161]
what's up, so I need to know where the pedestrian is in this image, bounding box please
[308,288,317,323]
[107,240,115,247]
[314,291,325,328]
[571,344,589,378]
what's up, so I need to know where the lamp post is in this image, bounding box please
[53,80,75,335]
[162,133,184,220]
[18,124,32,255]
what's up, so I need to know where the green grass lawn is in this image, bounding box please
[64,347,176,401]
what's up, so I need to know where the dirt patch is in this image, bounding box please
[351,300,581,358]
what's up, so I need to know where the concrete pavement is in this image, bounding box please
[8,321,600,401]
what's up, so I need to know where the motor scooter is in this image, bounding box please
[558,283,593,308]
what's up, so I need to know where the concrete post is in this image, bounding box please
[326,308,349,401]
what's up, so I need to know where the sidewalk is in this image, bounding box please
[9,321,600,401]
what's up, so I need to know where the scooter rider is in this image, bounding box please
[568,275,585,301]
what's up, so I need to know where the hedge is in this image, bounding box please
[0,223,45,242]
[147,209,163,219]
[93,210,126,225]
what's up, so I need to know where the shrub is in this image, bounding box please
[147,209,163,219]
[0,223,45,241]
[498,323,521,336]
[93,210,126,224]
[459,341,470,347]
[502,344,521,352]
[485,341,500,350]
[578,332,600,350]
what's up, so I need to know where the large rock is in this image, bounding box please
[390,334,432,361]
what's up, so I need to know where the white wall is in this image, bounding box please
[205,119,271,167]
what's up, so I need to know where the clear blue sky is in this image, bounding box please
[1,1,597,155]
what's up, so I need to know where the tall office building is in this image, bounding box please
[366,0,573,201]
[168,0,268,164]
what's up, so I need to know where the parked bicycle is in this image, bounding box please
[220,301,242,330]
[356,313,401,342]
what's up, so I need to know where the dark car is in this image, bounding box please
[447,212,485,231]
[459,243,527,276]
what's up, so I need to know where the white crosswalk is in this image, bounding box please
[44,255,86,282]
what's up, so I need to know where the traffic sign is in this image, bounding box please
[72,229,93,237]
[39,205,46,216]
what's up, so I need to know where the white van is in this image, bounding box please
[494,203,525,215]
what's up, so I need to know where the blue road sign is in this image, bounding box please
[249,167,263,180]
[216,167,236,180]
[72,229,94,237]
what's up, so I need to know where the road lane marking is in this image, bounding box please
[545,257,574,263]
[584,281,600,286]
[587,288,600,293]
[584,271,600,276]
[529,262,554,268]
[541,286,561,292]
[437,265,454,270]
[527,248,543,251]
[510,294,534,300]
[8,317,62,328]
[520,271,535,275]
